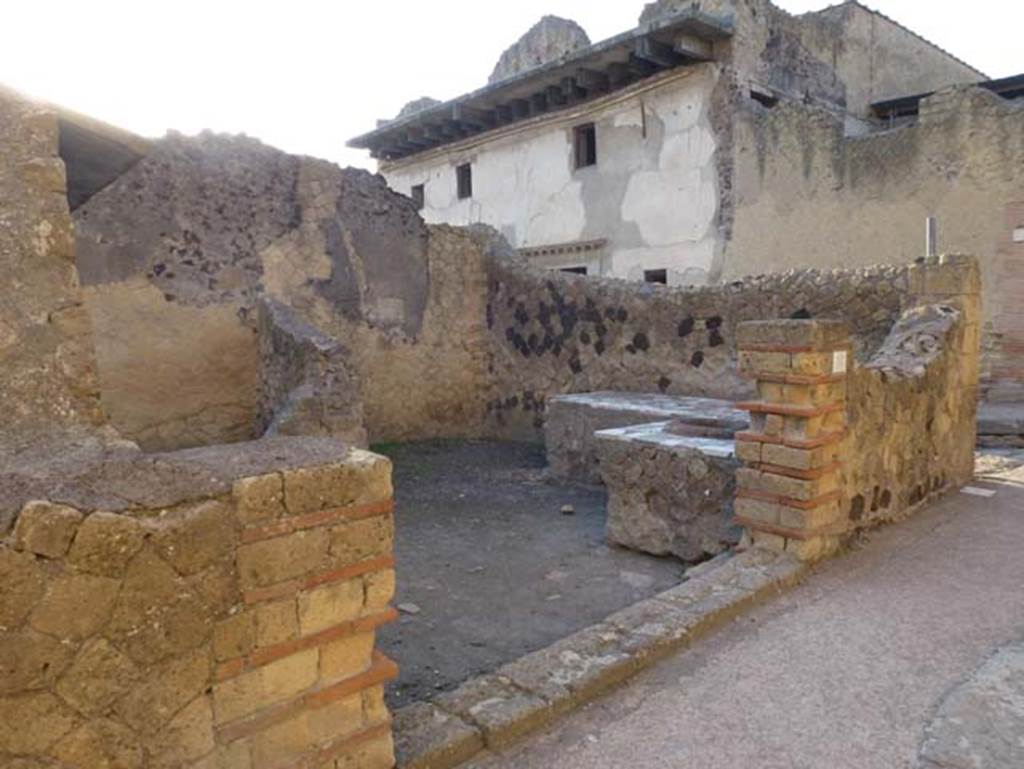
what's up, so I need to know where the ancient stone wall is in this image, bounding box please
[0,439,398,769]
[732,256,981,560]
[725,86,1024,401]
[0,86,103,445]
[257,298,367,447]
[479,228,911,440]
[74,137,492,449]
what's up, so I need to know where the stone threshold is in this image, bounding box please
[392,548,808,769]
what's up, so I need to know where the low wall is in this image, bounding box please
[479,228,957,440]
[732,256,981,559]
[0,439,398,769]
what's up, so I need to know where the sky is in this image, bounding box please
[1,1,1020,170]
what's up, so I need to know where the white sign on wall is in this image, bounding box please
[832,350,848,375]
[1013,226,1024,243]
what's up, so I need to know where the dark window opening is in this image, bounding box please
[644,269,667,285]
[573,123,597,169]
[456,163,473,199]
[411,184,425,210]
[561,266,588,275]
[750,89,778,108]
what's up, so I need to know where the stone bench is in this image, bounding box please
[544,392,748,483]
[594,422,740,561]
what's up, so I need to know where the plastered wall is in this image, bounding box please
[383,68,723,286]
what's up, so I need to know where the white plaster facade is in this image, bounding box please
[381,67,721,286]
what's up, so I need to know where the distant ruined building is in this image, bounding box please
[349,0,1024,405]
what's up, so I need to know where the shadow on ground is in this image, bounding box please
[374,439,685,709]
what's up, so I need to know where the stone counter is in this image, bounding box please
[545,391,748,483]
[595,421,740,561]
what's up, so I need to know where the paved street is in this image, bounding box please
[467,464,1024,769]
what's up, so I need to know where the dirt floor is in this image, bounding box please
[374,439,685,709]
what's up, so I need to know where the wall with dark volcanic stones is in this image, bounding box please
[478,229,914,440]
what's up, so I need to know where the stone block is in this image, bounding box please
[786,535,840,562]
[736,468,836,502]
[736,319,849,350]
[146,501,236,576]
[115,649,211,736]
[735,496,782,525]
[213,648,319,724]
[255,599,299,648]
[0,629,73,695]
[762,442,838,470]
[362,684,388,724]
[782,381,845,406]
[67,512,145,578]
[51,719,144,769]
[751,529,787,553]
[232,473,285,524]
[305,693,364,747]
[335,731,395,769]
[738,350,790,376]
[13,501,83,559]
[149,694,215,767]
[735,439,762,463]
[236,529,329,589]
[214,612,257,662]
[297,578,364,636]
[0,692,78,755]
[0,548,46,627]
[392,701,483,769]
[282,451,392,515]
[321,632,375,682]
[106,547,215,665]
[757,381,785,402]
[364,569,396,614]
[434,674,552,749]
[30,572,120,640]
[56,639,140,716]
[778,500,843,530]
[790,352,834,376]
[329,516,394,567]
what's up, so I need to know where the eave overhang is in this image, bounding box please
[347,8,732,162]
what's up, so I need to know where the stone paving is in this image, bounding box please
[461,459,1024,769]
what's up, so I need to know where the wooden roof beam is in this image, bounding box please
[634,37,683,68]
[452,104,496,129]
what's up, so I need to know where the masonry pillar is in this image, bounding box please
[733,320,851,561]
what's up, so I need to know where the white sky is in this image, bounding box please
[2,1,1020,169]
